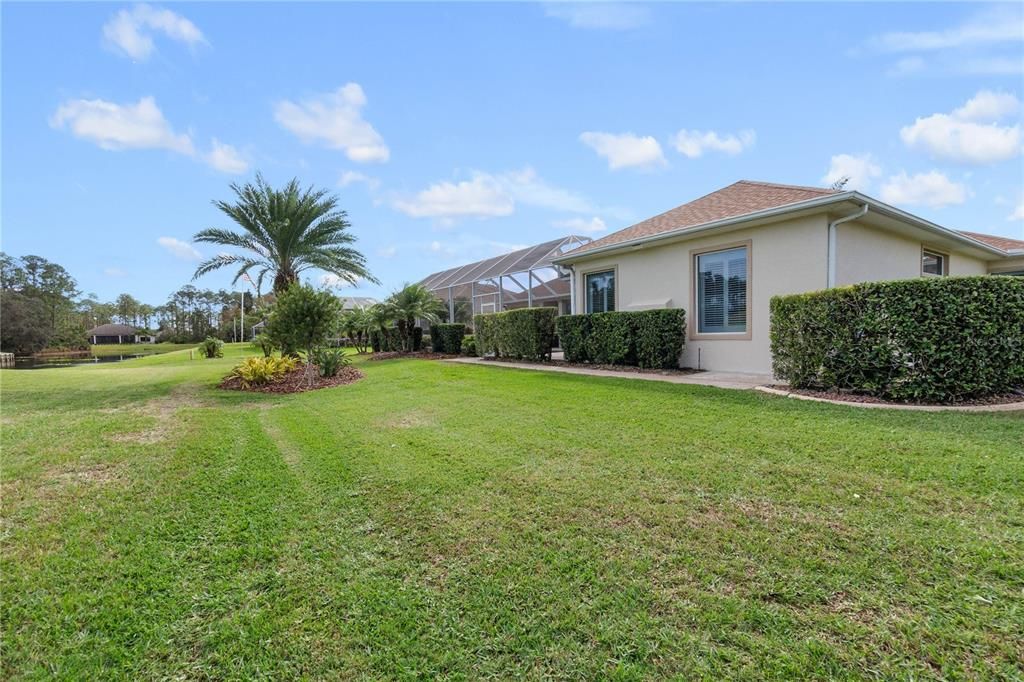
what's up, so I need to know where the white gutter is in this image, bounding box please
[552,191,1010,264]
[567,265,577,314]
[827,203,868,288]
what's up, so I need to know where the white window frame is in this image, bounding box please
[921,247,948,277]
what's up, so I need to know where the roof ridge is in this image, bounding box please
[737,179,836,194]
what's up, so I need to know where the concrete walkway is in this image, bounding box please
[444,356,772,390]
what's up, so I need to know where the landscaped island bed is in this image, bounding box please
[2,344,1022,678]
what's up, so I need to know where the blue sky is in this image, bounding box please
[2,2,1022,304]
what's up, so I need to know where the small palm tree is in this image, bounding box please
[192,173,378,294]
[386,283,446,351]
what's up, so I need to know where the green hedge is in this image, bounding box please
[431,323,465,354]
[474,308,557,360]
[556,309,686,369]
[770,276,1024,402]
[461,334,477,357]
[370,327,423,352]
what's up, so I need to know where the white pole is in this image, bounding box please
[240,291,245,342]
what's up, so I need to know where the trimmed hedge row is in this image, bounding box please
[431,323,466,354]
[474,308,557,360]
[770,276,1024,402]
[370,326,423,352]
[556,309,686,369]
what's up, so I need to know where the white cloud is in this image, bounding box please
[204,138,248,174]
[952,90,1020,121]
[157,236,202,260]
[880,171,967,208]
[394,167,595,220]
[50,96,194,154]
[103,267,127,277]
[339,170,380,190]
[821,153,882,191]
[1010,201,1024,221]
[867,9,1023,53]
[544,3,650,30]
[394,174,514,219]
[670,129,756,158]
[958,57,1024,76]
[102,4,206,61]
[886,56,926,77]
[496,167,594,213]
[377,245,398,258]
[578,132,666,170]
[552,216,607,233]
[900,91,1021,164]
[319,273,363,289]
[274,83,389,163]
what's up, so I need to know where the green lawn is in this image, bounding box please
[88,342,198,357]
[2,345,1022,679]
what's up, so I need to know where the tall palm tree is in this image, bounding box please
[385,283,446,351]
[192,173,377,294]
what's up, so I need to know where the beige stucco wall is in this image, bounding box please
[989,256,1024,274]
[834,220,988,284]
[569,214,1008,375]
[571,214,829,374]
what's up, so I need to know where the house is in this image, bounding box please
[552,180,1024,375]
[340,296,379,310]
[87,324,155,344]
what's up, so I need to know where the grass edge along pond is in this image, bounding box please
[2,344,1022,679]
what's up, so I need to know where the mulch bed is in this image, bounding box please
[481,356,702,376]
[367,351,457,361]
[219,365,364,394]
[770,385,1024,407]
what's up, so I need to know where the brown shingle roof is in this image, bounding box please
[564,180,837,257]
[957,231,1024,253]
[86,323,139,336]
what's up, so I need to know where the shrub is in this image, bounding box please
[556,309,686,369]
[265,284,341,358]
[461,334,477,357]
[199,336,224,358]
[431,323,466,354]
[587,313,634,365]
[556,315,590,363]
[369,327,417,352]
[309,346,350,377]
[633,309,687,369]
[251,333,275,357]
[230,355,299,388]
[412,326,424,352]
[474,308,556,361]
[770,276,1024,402]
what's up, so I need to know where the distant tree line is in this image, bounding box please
[0,252,257,354]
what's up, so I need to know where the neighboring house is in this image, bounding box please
[553,180,1024,374]
[87,324,155,344]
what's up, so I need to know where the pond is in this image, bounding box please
[12,353,151,369]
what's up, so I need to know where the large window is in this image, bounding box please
[585,270,615,313]
[922,249,947,276]
[696,246,748,334]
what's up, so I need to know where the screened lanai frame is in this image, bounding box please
[419,235,591,326]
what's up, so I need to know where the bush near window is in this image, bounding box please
[770,276,1024,402]
[474,308,557,361]
[556,309,686,369]
[431,323,465,354]
[199,336,224,359]
[461,334,477,357]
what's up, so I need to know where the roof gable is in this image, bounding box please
[566,180,836,257]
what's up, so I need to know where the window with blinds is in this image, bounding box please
[922,249,946,276]
[585,270,615,313]
[696,246,747,334]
